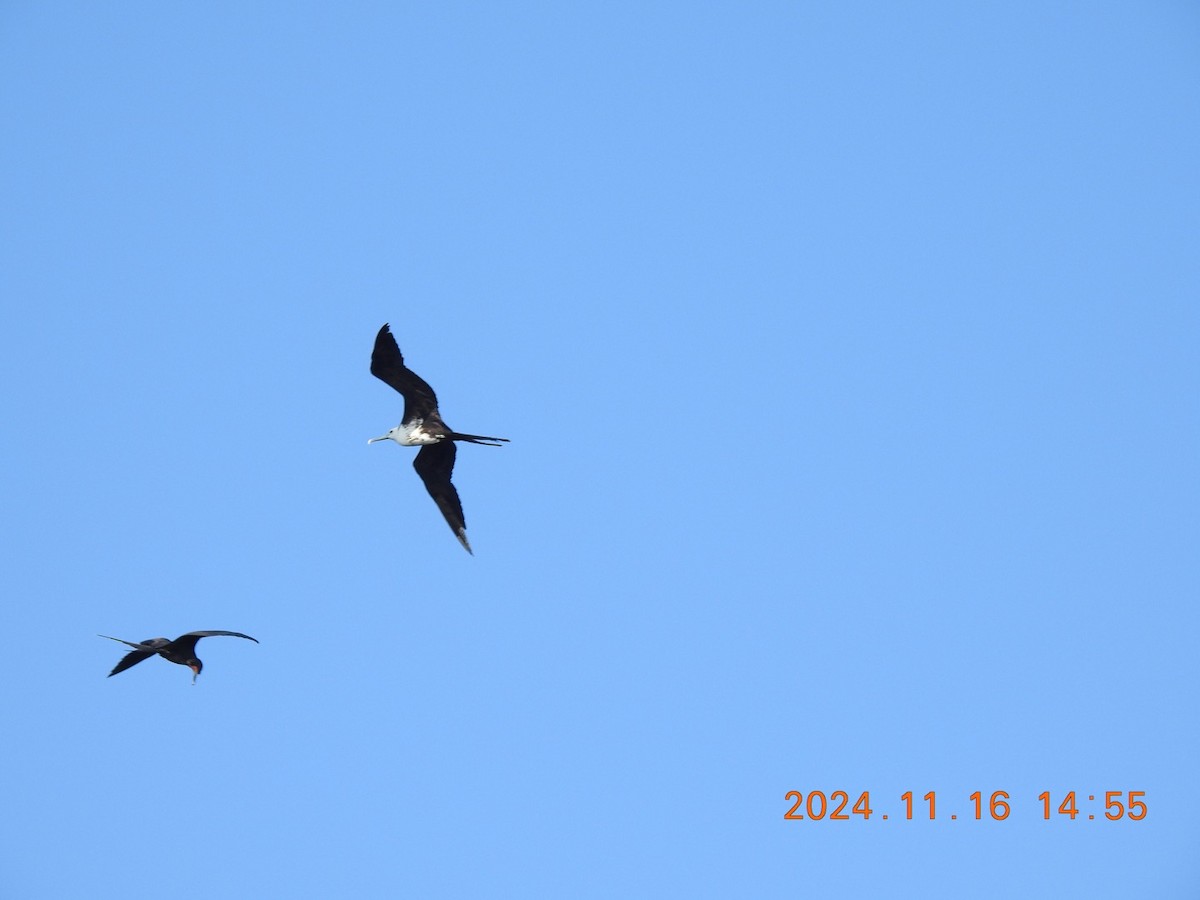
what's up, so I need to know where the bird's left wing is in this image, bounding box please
[370,323,440,423]
[106,648,156,677]
[99,634,166,677]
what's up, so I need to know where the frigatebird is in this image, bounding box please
[368,322,507,554]
[100,631,258,683]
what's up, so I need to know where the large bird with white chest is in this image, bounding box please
[368,322,508,554]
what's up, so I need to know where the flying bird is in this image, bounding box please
[100,631,258,684]
[368,322,508,554]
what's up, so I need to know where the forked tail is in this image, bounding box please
[447,431,509,447]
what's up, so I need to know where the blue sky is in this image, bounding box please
[2,2,1197,897]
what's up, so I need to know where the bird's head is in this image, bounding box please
[367,426,402,445]
[188,658,203,684]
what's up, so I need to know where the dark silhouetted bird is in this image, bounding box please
[100,631,258,684]
[368,322,507,554]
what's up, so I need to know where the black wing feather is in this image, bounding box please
[108,648,156,677]
[169,631,259,656]
[413,442,472,554]
[370,323,440,423]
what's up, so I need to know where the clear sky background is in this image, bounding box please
[1,2,1197,897]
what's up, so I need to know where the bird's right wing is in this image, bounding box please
[413,442,472,554]
[178,630,259,641]
[170,631,259,656]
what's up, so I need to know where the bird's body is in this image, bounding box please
[368,322,507,553]
[388,420,443,446]
[100,630,258,683]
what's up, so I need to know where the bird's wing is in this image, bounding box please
[413,442,472,554]
[370,323,440,423]
[170,631,259,656]
[107,648,156,677]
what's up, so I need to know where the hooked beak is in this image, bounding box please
[189,664,200,685]
[367,434,389,444]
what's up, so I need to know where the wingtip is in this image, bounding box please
[458,530,474,555]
